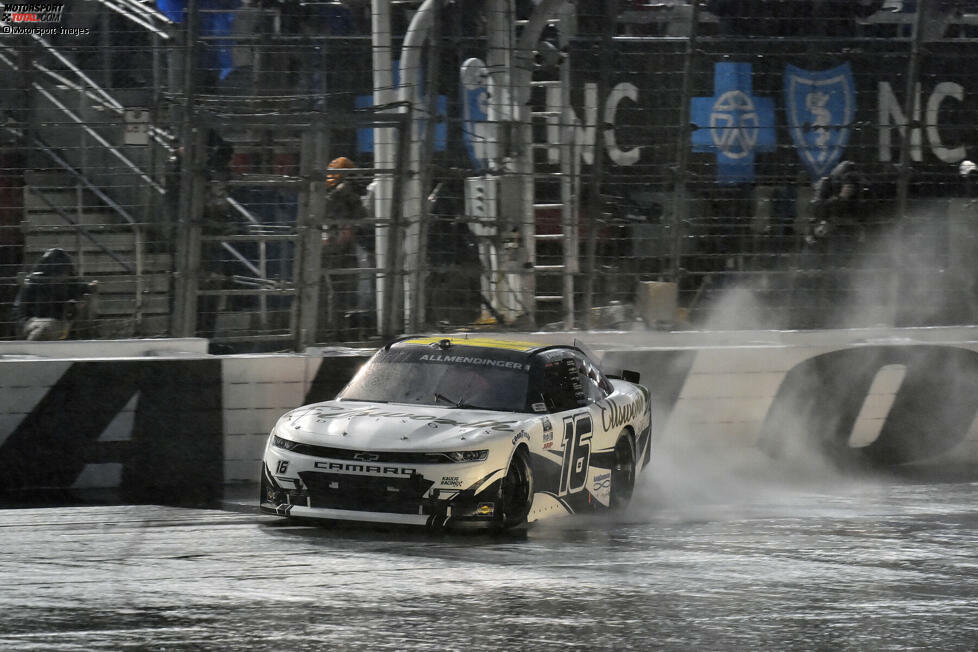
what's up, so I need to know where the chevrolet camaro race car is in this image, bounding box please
[260,336,653,531]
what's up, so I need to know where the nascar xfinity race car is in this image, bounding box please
[260,336,653,531]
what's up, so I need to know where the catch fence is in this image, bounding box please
[0,1,976,349]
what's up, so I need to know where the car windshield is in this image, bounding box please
[337,346,531,412]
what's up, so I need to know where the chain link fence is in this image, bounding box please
[1,1,976,350]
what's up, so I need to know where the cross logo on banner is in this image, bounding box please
[691,62,776,184]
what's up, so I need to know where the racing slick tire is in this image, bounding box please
[499,447,534,530]
[609,432,636,511]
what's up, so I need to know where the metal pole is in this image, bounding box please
[294,125,326,351]
[486,0,511,321]
[172,0,201,338]
[670,0,699,299]
[384,113,411,338]
[486,0,510,171]
[17,32,38,166]
[413,0,442,331]
[372,0,395,335]
[100,7,112,89]
[398,0,436,332]
[891,5,926,327]
[77,89,86,276]
[583,0,616,329]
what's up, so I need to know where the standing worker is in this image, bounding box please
[793,160,870,327]
[321,157,374,337]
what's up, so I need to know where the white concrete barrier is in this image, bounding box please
[2,327,977,501]
[0,338,209,359]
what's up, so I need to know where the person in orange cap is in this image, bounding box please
[326,156,355,190]
[321,156,373,336]
[322,156,365,254]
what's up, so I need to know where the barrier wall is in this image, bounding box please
[221,352,369,482]
[0,355,223,505]
[597,333,978,470]
[2,328,977,505]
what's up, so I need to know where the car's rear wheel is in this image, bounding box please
[499,448,533,530]
[610,433,636,511]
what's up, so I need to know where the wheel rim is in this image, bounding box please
[500,452,532,526]
[610,436,636,510]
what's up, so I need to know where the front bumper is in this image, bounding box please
[260,459,504,529]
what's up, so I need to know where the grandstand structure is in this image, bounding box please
[0,1,976,351]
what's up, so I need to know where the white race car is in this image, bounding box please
[260,336,653,531]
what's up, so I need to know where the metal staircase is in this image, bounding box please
[0,6,174,339]
[522,4,579,328]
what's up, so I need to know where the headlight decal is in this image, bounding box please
[446,449,489,463]
[272,434,301,451]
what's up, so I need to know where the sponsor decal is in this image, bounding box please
[691,62,776,183]
[532,402,547,412]
[314,461,417,476]
[593,472,611,491]
[542,417,552,432]
[543,441,553,450]
[878,80,966,165]
[512,430,529,445]
[543,431,553,443]
[419,353,529,371]
[784,63,855,179]
[440,476,463,488]
[599,396,642,432]
[466,419,518,433]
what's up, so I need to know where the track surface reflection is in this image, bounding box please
[1,474,977,651]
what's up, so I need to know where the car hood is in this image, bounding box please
[278,400,528,451]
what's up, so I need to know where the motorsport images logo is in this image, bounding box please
[1,3,89,36]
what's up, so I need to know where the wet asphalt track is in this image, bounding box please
[2,451,977,651]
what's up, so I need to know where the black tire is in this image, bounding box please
[609,433,636,511]
[499,448,534,530]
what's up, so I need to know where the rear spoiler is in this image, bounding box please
[605,368,641,384]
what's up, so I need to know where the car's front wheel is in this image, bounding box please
[609,433,636,511]
[499,448,533,530]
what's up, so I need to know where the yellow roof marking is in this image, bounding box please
[401,336,544,352]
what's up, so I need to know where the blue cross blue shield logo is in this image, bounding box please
[784,63,856,179]
[691,62,776,184]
